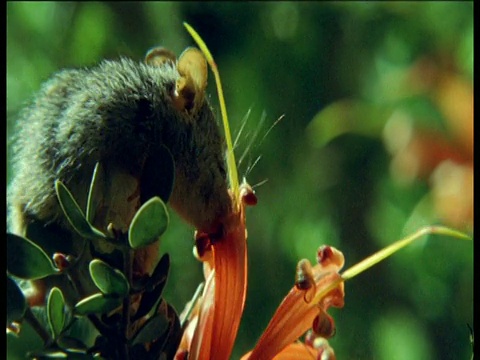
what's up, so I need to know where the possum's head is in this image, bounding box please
[146,47,233,235]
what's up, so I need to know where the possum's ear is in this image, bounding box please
[174,47,207,114]
[145,47,177,67]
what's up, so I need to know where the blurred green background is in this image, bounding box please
[7,2,473,359]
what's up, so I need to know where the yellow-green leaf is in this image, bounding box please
[47,287,65,339]
[128,197,169,249]
[74,293,121,316]
[7,233,58,280]
[130,314,169,346]
[55,180,106,240]
[6,276,27,324]
[89,259,129,296]
[86,162,104,224]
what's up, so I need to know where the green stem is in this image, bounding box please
[341,225,471,281]
[311,225,471,305]
[122,240,133,360]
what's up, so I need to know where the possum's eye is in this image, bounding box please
[145,47,177,67]
[173,47,208,115]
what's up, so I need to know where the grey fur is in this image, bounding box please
[8,56,231,237]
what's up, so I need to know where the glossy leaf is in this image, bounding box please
[140,253,170,292]
[30,349,95,359]
[7,233,58,280]
[74,293,122,316]
[131,254,170,322]
[55,180,106,240]
[128,197,169,249]
[132,278,167,322]
[57,336,89,353]
[89,259,129,297]
[131,252,170,292]
[6,276,27,324]
[130,313,169,346]
[27,350,68,358]
[47,287,66,339]
[86,162,105,224]
[148,302,183,359]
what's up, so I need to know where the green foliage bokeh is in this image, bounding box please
[7,2,473,359]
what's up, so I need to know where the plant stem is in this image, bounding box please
[122,239,133,360]
[123,249,133,331]
[341,225,471,281]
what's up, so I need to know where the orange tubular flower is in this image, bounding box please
[175,24,471,360]
[244,246,345,360]
[177,184,253,360]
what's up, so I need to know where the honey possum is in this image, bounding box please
[7,46,233,304]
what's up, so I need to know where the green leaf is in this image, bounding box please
[89,259,129,296]
[146,253,170,291]
[74,293,122,316]
[55,180,106,240]
[131,254,170,322]
[132,253,170,292]
[7,233,58,280]
[6,276,27,324]
[57,336,88,353]
[86,162,105,224]
[130,313,169,346]
[147,302,182,358]
[27,350,68,358]
[131,280,166,322]
[128,197,169,249]
[306,99,393,148]
[47,287,65,339]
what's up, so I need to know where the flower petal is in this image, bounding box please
[247,271,344,360]
[242,342,317,360]
[210,206,248,359]
[189,270,216,359]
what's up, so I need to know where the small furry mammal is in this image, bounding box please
[7,46,232,304]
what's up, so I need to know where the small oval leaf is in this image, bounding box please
[148,302,182,358]
[55,180,106,240]
[47,287,66,339]
[27,350,68,358]
[57,335,89,353]
[74,293,121,316]
[89,259,129,296]
[7,233,58,280]
[86,162,105,224]
[130,314,169,346]
[131,269,168,322]
[132,253,170,292]
[6,276,27,324]
[146,253,170,291]
[128,197,169,249]
[130,254,170,322]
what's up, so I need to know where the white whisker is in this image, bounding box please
[251,178,268,189]
[258,114,284,146]
[244,155,262,178]
[233,108,252,150]
[238,111,267,167]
